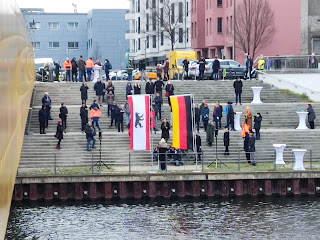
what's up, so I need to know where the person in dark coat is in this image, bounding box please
[85,122,96,151]
[154,78,164,96]
[77,56,86,82]
[134,82,141,94]
[195,133,202,162]
[253,113,262,140]
[80,81,89,104]
[223,128,230,155]
[155,92,163,119]
[157,138,168,170]
[244,132,251,164]
[233,77,243,105]
[201,103,209,132]
[212,56,220,80]
[248,131,256,166]
[307,104,316,129]
[145,79,155,95]
[197,56,206,80]
[165,81,174,107]
[71,57,78,82]
[126,82,133,98]
[225,101,235,131]
[213,101,223,129]
[55,121,63,150]
[94,78,105,106]
[195,104,200,132]
[245,55,253,79]
[110,102,119,127]
[104,59,112,80]
[59,103,68,132]
[206,121,215,146]
[139,58,146,81]
[80,103,89,132]
[163,58,169,81]
[38,105,47,134]
[106,80,115,95]
[182,57,189,80]
[89,100,100,110]
[116,105,125,132]
[161,119,170,142]
[107,91,114,117]
[54,61,61,81]
[42,92,53,126]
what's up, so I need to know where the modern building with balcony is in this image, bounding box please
[22,8,129,69]
[191,0,320,63]
[125,0,192,66]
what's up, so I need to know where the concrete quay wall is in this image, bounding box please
[12,172,320,201]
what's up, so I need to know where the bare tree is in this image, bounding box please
[234,0,276,59]
[151,1,183,51]
[92,42,102,61]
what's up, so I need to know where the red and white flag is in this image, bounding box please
[128,95,151,150]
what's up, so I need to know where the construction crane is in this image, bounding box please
[72,3,77,13]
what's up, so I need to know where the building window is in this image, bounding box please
[160,8,164,27]
[138,0,140,12]
[146,0,149,9]
[48,22,59,30]
[206,0,208,9]
[68,42,79,49]
[146,14,149,31]
[138,38,141,50]
[152,14,156,31]
[153,35,156,48]
[67,22,79,30]
[187,28,189,42]
[49,42,59,49]
[29,22,40,30]
[161,32,164,45]
[179,28,183,43]
[195,22,197,38]
[226,0,228,7]
[217,0,222,7]
[146,36,149,48]
[171,3,175,24]
[210,18,212,35]
[152,0,156,8]
[226,17,229,34]
[187,2,189,16]
[138,17,141,34]
[230,0,232,6]
[32,42,40,49]
[218,18,223,34]
[179,2,183,23]
[230,16,233,34]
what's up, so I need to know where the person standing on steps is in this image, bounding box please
[80,103,89,133]
[107,91,114,118]
[213,101,223,130]
[198,56,206,81]
[163,58,169,81]
[157,138,168,171]
[224,128,230,155]
[139,58,146,81]
[165,81,174,108]
[233,77,243,105]
[307,104,316,129]
[155,77,164,96]
[254,113,262,140]
[106,80,115,95]
[155,92,163,120]
[89,100,100,110]
[245,106,253,130]
[206,120,215,146]
[86,57,94,81]
[195,132,202,162]
[134,82,141,94]
[117,105,125,132]
[245,55,253,79]
[152,102,159,131]
[126,82,133,98]
[145,79,155,95]
[77,56,86,82]
[225,101,235,131]
[85,122,96,151]
[123,100,131,128]
[195,104,200,132]
[156,63,163,79]
[90,106,102,133]
[94,78,104,106]
[59,103,68,132]
[63,57,72,82]
[55,121,63,150]
[39,105,47,134]
[54,61,61,81]
[80,81,89,104]
[201,103,209,132]
[71,57,78,82]
[161,119,170,142]
[42,92,52,128]
[110,101,119,127]
[244,132,251,164]
[182,57,189,80]
[248,130,256,166]
[212,56,220,80]
[104,59,112,80]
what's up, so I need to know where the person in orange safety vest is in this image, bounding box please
[63,58,72,82]
[90,107,101,132]
[86,57,95,81]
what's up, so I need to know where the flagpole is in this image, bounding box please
[149,94,157,173]
[192,94,200,173]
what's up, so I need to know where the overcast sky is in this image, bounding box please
[16,0,130,13]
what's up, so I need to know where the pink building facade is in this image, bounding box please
[191,0,303,64]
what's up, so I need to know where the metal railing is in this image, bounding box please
[262,55,320,71]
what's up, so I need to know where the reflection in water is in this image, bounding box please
[6,197,320,240]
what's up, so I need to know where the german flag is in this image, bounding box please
[170,95,193,150]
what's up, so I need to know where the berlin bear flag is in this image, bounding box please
[128,95,151,150]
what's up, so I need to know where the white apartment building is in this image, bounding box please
[125,0,192,66]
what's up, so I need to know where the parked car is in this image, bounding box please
[109,70,128,80]
[134,67,157,80]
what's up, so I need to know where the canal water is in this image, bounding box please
[6,197,320,240]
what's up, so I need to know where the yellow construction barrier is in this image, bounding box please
[0,1,35,238]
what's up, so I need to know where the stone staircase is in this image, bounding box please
[19,80,320,171]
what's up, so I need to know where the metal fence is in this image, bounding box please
[263,55,320,71]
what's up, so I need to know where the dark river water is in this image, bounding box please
[6,197,320,240]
